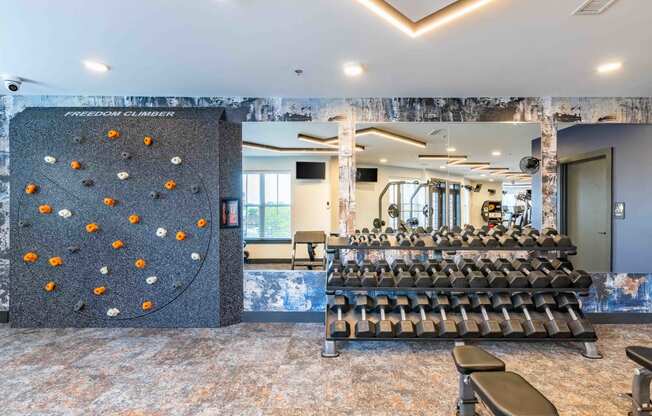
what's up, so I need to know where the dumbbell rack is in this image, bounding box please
[322,231,601,359]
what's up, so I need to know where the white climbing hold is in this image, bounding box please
[100,266,109,275]
[146,276,158,285]
[44,156,57,164]
[117,171,129,180]
[191,252,201,261]
[156,227,167,238]
[106,308,120,317]
[58,209,72,218]
[171,156,182,165]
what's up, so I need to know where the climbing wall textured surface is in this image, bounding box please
[10,107,232,327]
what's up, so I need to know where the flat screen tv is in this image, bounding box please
[356,168,378,182]
[296,161,325,179]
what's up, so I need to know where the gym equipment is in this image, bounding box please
[555,293,596,338]
[550,258,592,288]
[378,233,390,247]
[354,295,376,337]
[396,232,411,247]
[411,295,437,337]
[372,217,386,230]
[493,258,528,288]
[409,233,426,247]
[457,258,488,288]
[328,295,350,338]
[376,260,394,287]
[426,259,451,287]
[391,259,415,287]
[393,296,416,338]
[533,293,572,338]
[327,262,345,286]
[470,294,502,337]
[410,261,433,287]
[358,260,378,287]
[451,295,481,337]
[432,294,458,337]
[491,293,525,337]
[452,345,559,416]
[531,257,572,288]
[626,346,652,416]
[511,293,547,338]
[512,258,550,288]
[343,260,361,286]
[481,235,499,248]
[440,259,467,288]
[291,231,325,270]
[374,295,394,338]
[475,258,508,288]
[388,203,400,218]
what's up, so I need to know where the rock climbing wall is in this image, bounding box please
[10,107,238,327]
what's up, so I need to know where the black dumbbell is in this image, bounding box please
[359,260,378,287]
[416,226,426,234]
[440,259,467,288]
[531,257,572,288]
[471,294,503,337]
[354,295,376,337]
[393,296,416,338]
[491,293,525,337]
[541,227,557,236]
[521,227,539,238]
[550,258,592,288]
[376,260,395,287]
[493,258,528,288]
[410,261,433,287]
[329,295,350,338]
[349,235,359,247]
[533,293,572,338]
[536,231,555,247]
[425,226,433,233]
[457,258,488,288]
[384,227,395,234]
[357,235,369,248]
[464,231,483,247]
[482,235,499,247]
[392,259,415,287]
[411,295,437,337]
[368,234,380,247]
[553,234,572,247]
[432,294,458,337]
[555,293,596,338]
[512,258,550,288]
[361,227,370,234]
[379,234,390,247]
[327,262,345,286]
[344,260,361,286]
[451,295,480,338]
[396,233,411,247]
[475,258,508,288]
[426,259,451,287]
[435,233,451,248]
[409,233,426,247]
[374,295,394,338]
[498,233,518,247]
[487,227,503,237]
[511,293,547,338]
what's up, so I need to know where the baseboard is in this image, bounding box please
[246,258,291,264]
[0,310,8,323]
[242,311,324,323]
[586,313,652,324]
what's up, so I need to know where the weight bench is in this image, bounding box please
[452,345,559,416]
[290,231,326,270]
[626,346,652,416]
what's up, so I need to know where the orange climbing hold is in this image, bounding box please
[70,160,81,170]
[111,240,124,249]
[142,300,153,311]
[196,218,207,228]
[93,286,106,296]
[135,258,146,269]
[143,136,153,146]
[44,281,56,292]
[176,231,186,241]
[38,204,52,214]
[103,197,116,207]
[107,129,120,139]
[48,257,63,267]
[128,214,140,224]
[23,252,39,263]
[25,183,38,194]
[164,180,176,190]
[86,223,99,233]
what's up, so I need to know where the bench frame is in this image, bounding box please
[631,367,652,416]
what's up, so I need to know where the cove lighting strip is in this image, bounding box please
[418,154,468,161]
[356,0,495,38]
[356,127,427,148]
[297,133,365,151]
[447,161,491,168]
[471,166,509,172]
[243,141,339,154]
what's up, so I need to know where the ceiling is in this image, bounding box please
[2,0,650,97]
[242,121,567,181]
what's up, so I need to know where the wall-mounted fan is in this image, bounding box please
[519,156,541,174]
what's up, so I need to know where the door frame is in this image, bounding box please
[559,148,613,272]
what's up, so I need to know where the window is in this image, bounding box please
[242,172,291,240]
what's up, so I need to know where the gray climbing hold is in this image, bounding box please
[74,300,85,312]
[190,185,200,194]
[150,191,160,199]
[18,220,30,228]
[173,281,183,289]
[67,245,80,254]
[82,179,94,187]
[73,136,83,144]
[121,151,131,160]
[44,155,57,164]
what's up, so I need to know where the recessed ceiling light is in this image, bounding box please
[83,60,110,73]
[480,174,487,177]
[489,178,494,182]
[380,158,388,163]
[491,150,501,156]
[440,165,447,170]
[446,147,456,152]
[343,62,365,77]
[597,61,622,74]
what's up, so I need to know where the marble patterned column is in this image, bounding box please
[541,97,558,229]
[338,109,356,235]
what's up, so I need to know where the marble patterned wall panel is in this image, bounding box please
[244,270,326,312]
[583,273,651,313]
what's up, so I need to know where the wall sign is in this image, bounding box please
[614,202,626,219]
[221,198,241,228]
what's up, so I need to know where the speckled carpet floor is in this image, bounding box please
[1,323,650,416]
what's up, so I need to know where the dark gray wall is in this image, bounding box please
[533,124,652,273]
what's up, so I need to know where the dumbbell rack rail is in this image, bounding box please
[322,233,600,359]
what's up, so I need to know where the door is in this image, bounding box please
[563,154,611,272]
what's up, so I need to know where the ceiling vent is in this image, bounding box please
[572,0,618,15]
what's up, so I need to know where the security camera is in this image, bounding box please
[4,79,21,92]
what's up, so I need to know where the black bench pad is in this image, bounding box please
[452,345,506,375]
[627,346,652,371]
[470,371,559,416]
